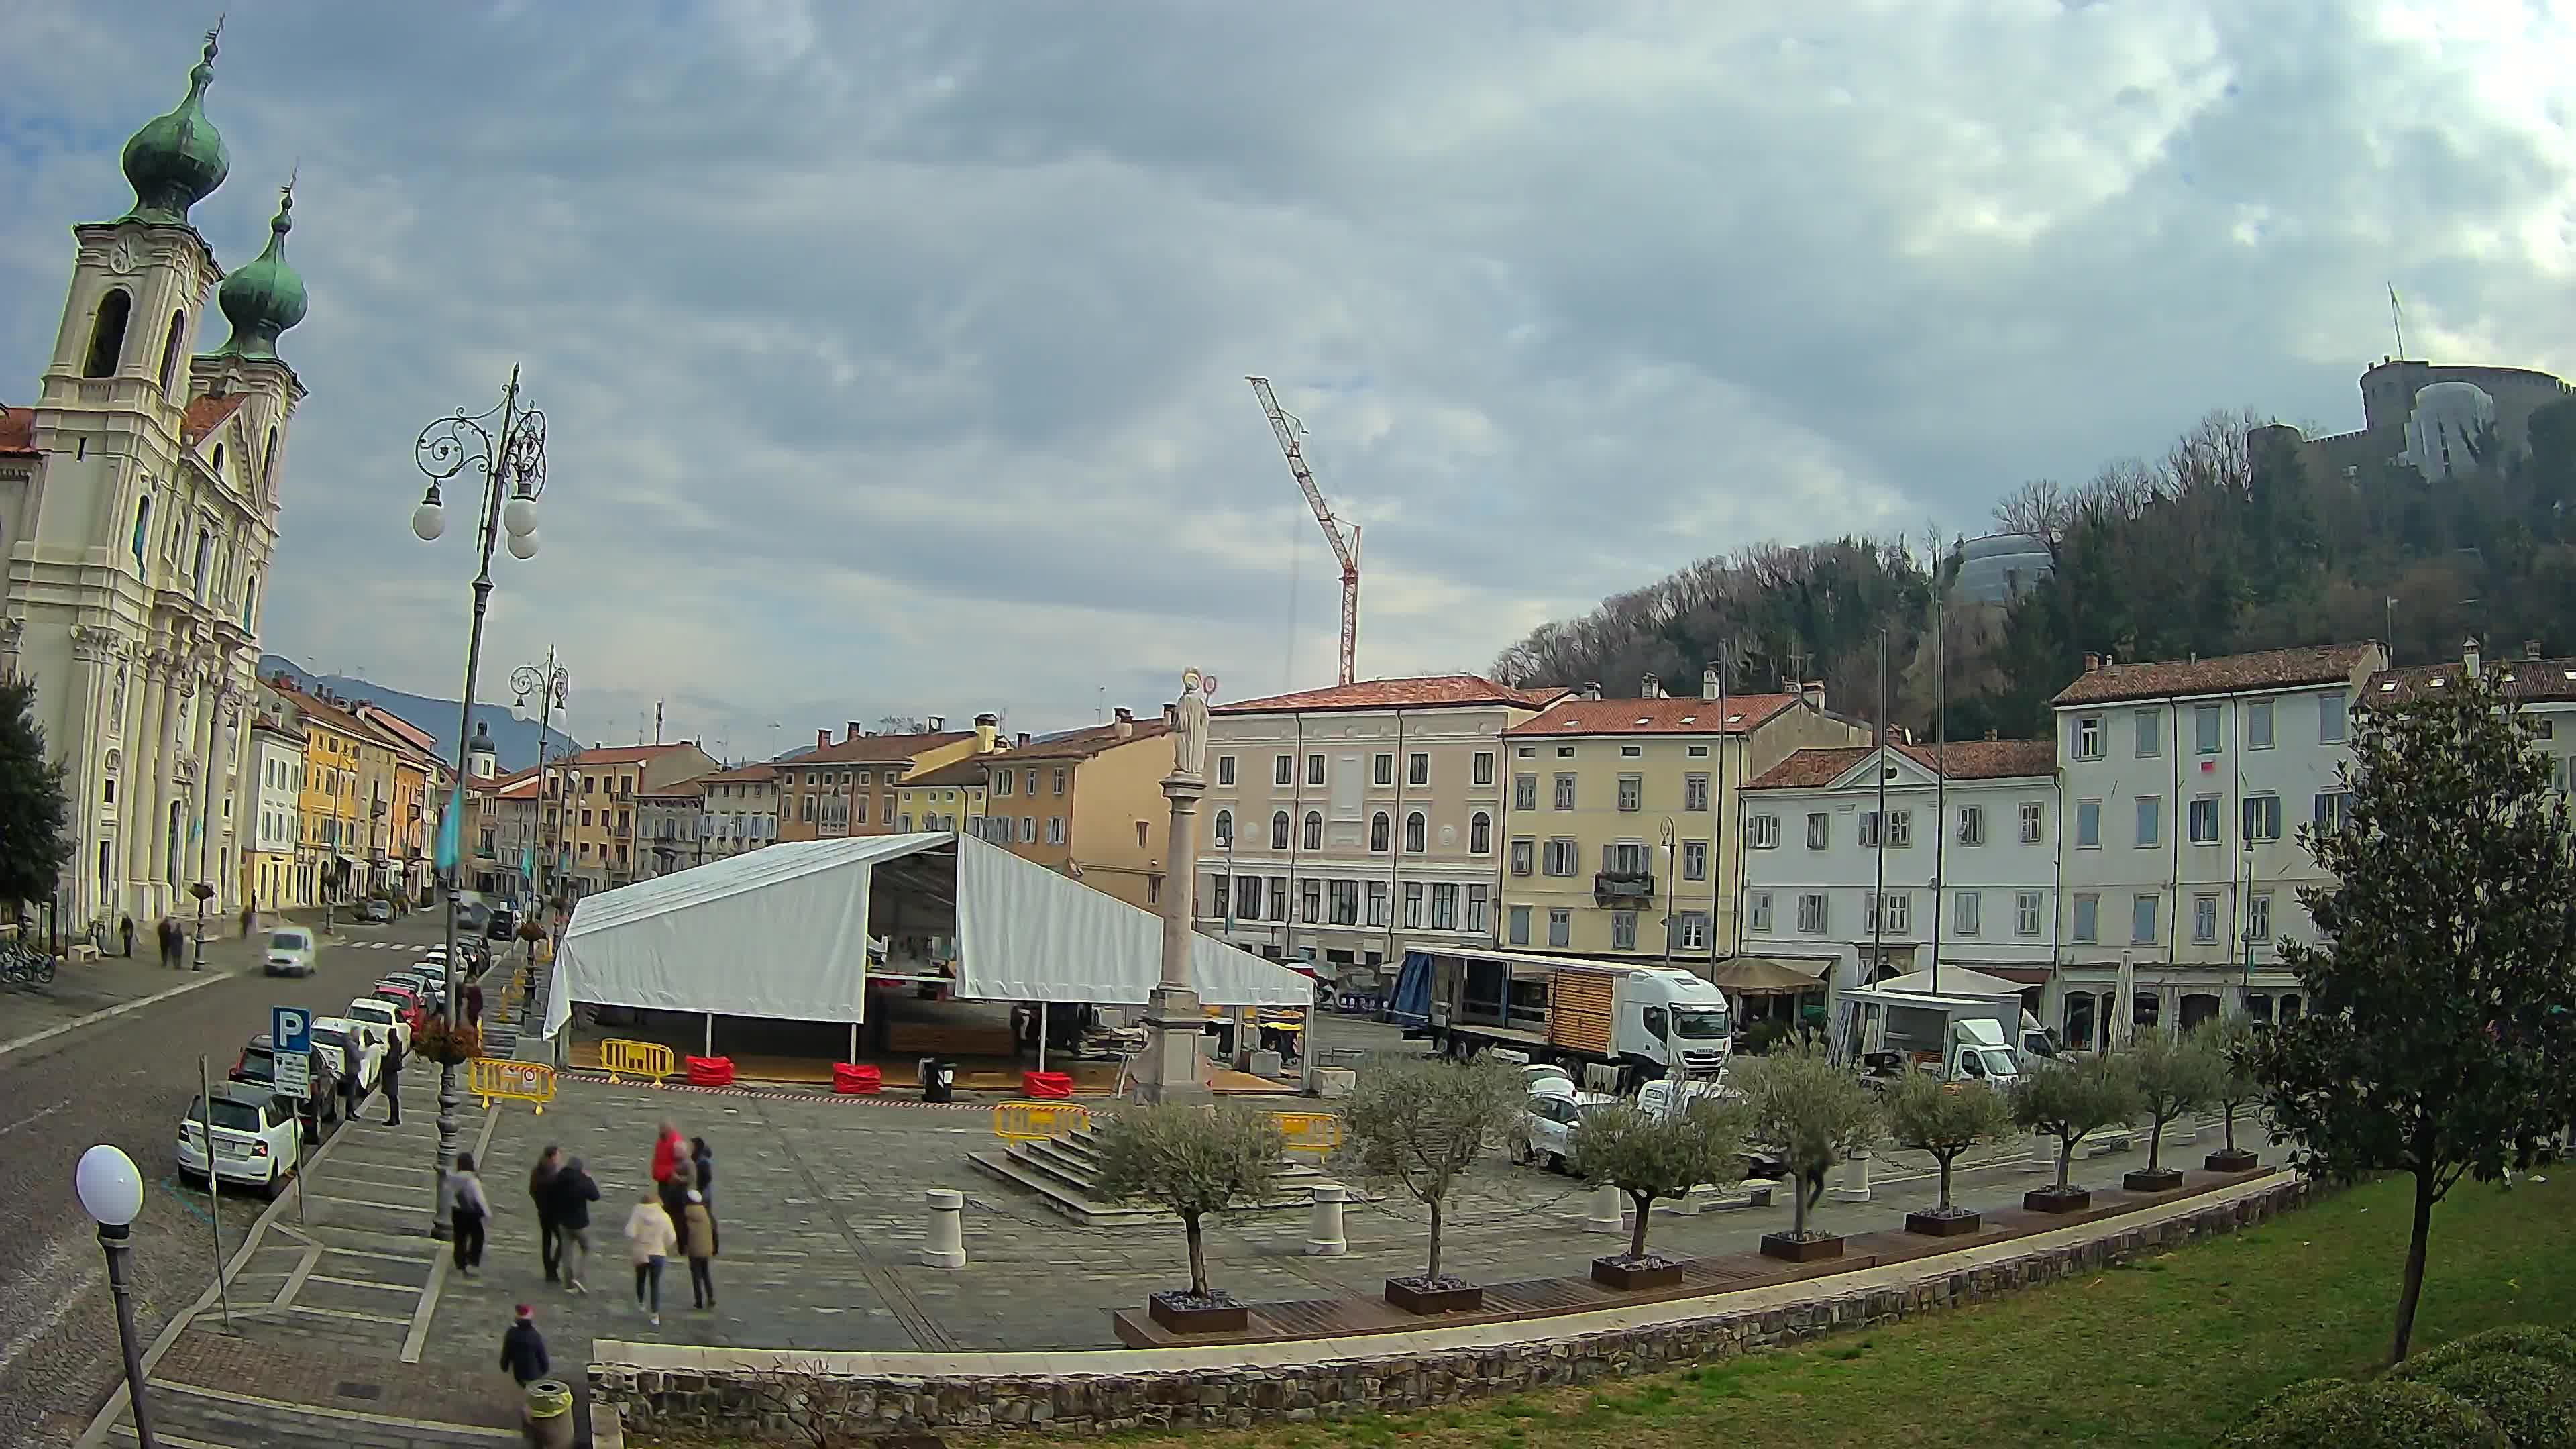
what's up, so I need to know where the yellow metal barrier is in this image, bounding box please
[469,1057,557,1114]
[992,1101,1093,1142]
[1272,1111,1342,1157]
[599,1038,676,1085]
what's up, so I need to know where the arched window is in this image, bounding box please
[84,290,133,378]
[193,527,212,600]
[129,494,152,573]
[262,426,280,494]
[1302,811,1322,851]
[158,311,186,392]
[211,442,226,478]
[1370,812,1389,853]
[1470,810,1492,854]
[1270,811,1290,850]
[1405,811,1427,853]
[1212,809,1232,848]
[240,572,258,629]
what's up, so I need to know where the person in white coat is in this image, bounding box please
[624,1186,677,1326]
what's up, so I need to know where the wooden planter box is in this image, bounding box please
[2123,1167,2186,1193]
[2024,1185,2092,1214]
[1590,1256,1685,1291]
[1146,1292,1248,1334]
[2204,1148,2261,1173]
[1905,1209,1983,1238]
[1383,1277,1485,1314]
[1760,1232,1844,1263]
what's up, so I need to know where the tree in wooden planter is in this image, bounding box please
[1886,1070,2017,1236]
[1093,1102,1285,1332]
[1735,1040,1881,1260]
[1338,1055,1523,1313]
[1570,1095,1752,1287]
[2198,1018,2263,1172]
[2123,1028,2227,1191]
[2008,1052,2139,1212]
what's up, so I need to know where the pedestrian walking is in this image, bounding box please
[547,1155,600,1293]
[380,1032,406,1124]
[157,917,178,969]
[529,1146,563,1283]
[651,1120,690,1235]
[625,1187,675,1327]
[690,1136,719,1254]
[119,914,134,958]
[446,1152,490,1275]
[466,979,485,1028]
[498,1303,549,1385]
[240,904,255,938]
[682,1187,718,1310]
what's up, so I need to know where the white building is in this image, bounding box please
[0,32,307,928]
[2050,642,2385,1047]
[1740,738,2061,1012]
[694,763,782,861]
[244,714,303,913]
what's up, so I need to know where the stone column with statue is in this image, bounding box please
[1134,669,1218,1102]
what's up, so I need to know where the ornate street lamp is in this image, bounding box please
[511,651,570,924]
[76,1144,156,1449]
[410,368,548,1236]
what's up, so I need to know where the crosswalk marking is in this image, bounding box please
[348,941,437,952]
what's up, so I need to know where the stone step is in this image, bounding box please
[970,1139,1341,1227]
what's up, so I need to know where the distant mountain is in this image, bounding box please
[259,654,576,773]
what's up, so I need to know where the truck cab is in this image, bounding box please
[1833,982,2032,1090]
[1401,949,1732,1089]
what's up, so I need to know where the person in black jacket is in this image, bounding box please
[690,1136,718,1254]
[546,1156,601,1293]
[499,1303,549,1385]
[380,1034,405,1125]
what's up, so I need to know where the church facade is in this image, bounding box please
[0,27,310,930]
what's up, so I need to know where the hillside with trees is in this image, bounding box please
[1491,394,2576,741]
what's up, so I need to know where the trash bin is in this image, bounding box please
[523,1379,575,1448]
[919,1056,954,1103]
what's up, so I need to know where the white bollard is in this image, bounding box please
[918,1187,967,1269]
[1585,1183,1627,1234]
[1306,1182,1349,1256]
[1828,1145,1874,1203]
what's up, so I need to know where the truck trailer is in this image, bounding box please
[1392,947,1733,1090]
[1829,980,2051,1089]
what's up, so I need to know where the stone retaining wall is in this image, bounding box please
[596,1177,2315,1440]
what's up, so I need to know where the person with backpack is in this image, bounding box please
[546,1155,600,1293]
[528,1146,562,1283]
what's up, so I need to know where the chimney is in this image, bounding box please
[817,729,830,750]
[1016,732,1031,747]
[1582,680,1602,701]
[2464,636,2482,678]
[1701,667,1721,701]
[1114,706,1134,739]
[2083,652,2101,674]
[847,721,863,741]
[974,712,999,753]
[926,715,945,733]
[1641,673,1662,698]
[1800,680,1826,712]
[2527,639,2544,661]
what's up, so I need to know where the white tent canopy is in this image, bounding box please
[1860,966,2031,1001]
[541,832,1311,1040]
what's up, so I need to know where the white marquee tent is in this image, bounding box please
[539,831,1313,1040]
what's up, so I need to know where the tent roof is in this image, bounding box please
[1707,956,1831,995]
[1862,965,2030,999]
[541,833,1311,1038]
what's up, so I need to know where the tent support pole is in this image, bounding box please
[704,1012,712,1057]
[848,1022,857,1065]
[1037,1002,1049,1075]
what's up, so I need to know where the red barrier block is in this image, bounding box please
[833,1062,882,1095]
[1022,1070,1073,1099]
[685,1055,735,1087]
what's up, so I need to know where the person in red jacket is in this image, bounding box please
[651,1120,690,1234]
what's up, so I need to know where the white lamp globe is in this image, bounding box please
[76,1144,144,1226]
[411,498,447,542]
[502,494,539,539]
[506,529,540,561]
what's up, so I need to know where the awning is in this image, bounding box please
[1708,955,1831,995]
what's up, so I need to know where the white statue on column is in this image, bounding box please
[1136,667,1219,1102]
[1171,667,1211,780]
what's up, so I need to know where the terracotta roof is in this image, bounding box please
[2371,654,2576,706]
[180,394,247,447]
[469,767,535,796]
[567,743,700,767]
[790,731,975,765]
[0,406,33,458]
[999,717,1172,761]
[2049,643,2381,707]
[905,757,994,789]
[1216,675,1566,715]
[637,777,708,799]
[1748,738,2057,790]
[268,681,368,739]
[1507,694,1801,737]
[698,763,781,784]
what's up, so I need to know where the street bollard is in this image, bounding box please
[1829,1145,1874,1203]
[1305,1182,1349,1256]
[1584,1182,1626,1234]
[919,1188,967,1269]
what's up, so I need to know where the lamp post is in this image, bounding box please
[512,651,569,919]
[410,368,549,1236]
[76,1144,156,1449]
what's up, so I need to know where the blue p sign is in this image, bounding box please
[273,1006,310,1055]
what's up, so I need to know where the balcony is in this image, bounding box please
[1593,870,1655,905]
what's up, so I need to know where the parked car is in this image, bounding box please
[231,1033,340,1135]
[487,904,519,941]
[176,1082,303,1197]
[387,968,445,1007]
[369,982,425,1028]
[1511,1078,1615,1173]
[308,1018,383,1095]
[262,926,317,977]
[358,898,393,924]
[344,997,412,1055]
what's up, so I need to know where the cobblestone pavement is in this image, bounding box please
[1,911,450,1447]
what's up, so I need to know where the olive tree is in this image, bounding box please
[2196,1017,2263,1159]
[1570,1096,1753,1263]
[1337,1055,1523,1286]
[2127,1029,2226,1175]
[1093,1102,1285,1301]
[1734,1039,1880,1239]
[2009,1053,2139,1192]
[1885,1071,2017,1216]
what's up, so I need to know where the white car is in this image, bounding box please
[178,1082,302,1197]
[1512,1079,1615,1173]
[262,926,317,977]
[343,997,412,1056]
[308,1018,384,1095]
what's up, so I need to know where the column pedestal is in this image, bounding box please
[1133,985,1213,1102]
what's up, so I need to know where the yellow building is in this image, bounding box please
[1499,674,1867,962]
[911,709,1177,910]
[267,682,370,906]
[775,714,998,842]
[897,758,990,835]
[355,703,441,901]
[561,742,720,896]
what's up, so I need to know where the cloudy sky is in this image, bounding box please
[3,1,2570,757]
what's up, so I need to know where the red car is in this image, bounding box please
[370,982,425,1029]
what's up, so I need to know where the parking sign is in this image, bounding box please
[272,1005,311,1097]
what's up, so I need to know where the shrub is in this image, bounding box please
[2218,1378,2506,1448]
[2392,1325,2576,1379]
[2400,1354,2576,1447]
[1093,1102,1284,1300]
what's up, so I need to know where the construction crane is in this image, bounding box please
[1248,376,1362,686]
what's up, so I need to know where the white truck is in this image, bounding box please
[1829,980,2052,1090]
[1395,947,1733,1091]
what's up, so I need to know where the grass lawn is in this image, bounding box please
[645,1173,2576,1449]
